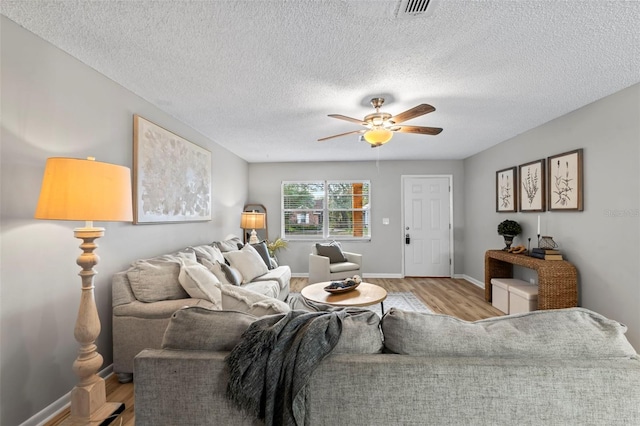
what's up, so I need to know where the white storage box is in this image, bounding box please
[509,283,539,314]
[490,278,529,314]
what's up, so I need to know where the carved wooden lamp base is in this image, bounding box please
[59,228,124,425]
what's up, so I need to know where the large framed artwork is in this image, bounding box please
[496,166,517,212]
[518,159,546,212]
[547,149,583,211]
[133,115,212,224]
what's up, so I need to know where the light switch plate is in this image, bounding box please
[382,218,390,225]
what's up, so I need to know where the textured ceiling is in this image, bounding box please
[2,1,639,163]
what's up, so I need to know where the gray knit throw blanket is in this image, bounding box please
[225,309,348,426]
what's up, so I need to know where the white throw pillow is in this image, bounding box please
[178,260,223,308]
[218,283,290,316]
[225,244,269,284]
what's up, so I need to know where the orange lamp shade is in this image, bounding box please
[35,157,133,222]
[240,212,265,230]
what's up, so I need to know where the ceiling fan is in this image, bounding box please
[318,97,443,147]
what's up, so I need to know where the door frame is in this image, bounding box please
[401,174,454,277]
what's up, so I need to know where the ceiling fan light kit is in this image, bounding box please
[363,128,393,146]
[319,97,442,146]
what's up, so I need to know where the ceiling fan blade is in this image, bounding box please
[317,129,366,141]
[328,114,368,126]
[395,125,443,135]
[391,104,435,124]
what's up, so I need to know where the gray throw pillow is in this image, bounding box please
[251,241,274,270]
[381,307,637,359]
[219,262,243,286]
[161,306,257,351]
[315,242,347,263]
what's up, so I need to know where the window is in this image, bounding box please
[282,180,370,240]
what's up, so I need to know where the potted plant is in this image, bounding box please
[497,219,522,250]
[266,237,288,260]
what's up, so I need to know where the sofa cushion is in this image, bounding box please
[251,265,291,290]
[113,298,215,319]
[177,260,223,308]
[381,307,637,359]
[333,310,383,354]
[219,283,290,316]
[225,244,269,284]
[250,241,274,270]
[329,262,360,273]
[186,244,225,265]
[126,253,195,302]
[315,241,347,263]
[242,280,280,299]
[161,306,257,351]
[212,236,243,253]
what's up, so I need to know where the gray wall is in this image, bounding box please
[248,160,465,276]
[0,18,248,425]
[463,83,640,350]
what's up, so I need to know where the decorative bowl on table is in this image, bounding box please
[324,279,360,293]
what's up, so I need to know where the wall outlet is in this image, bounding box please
[529,278,536,284]
[382,218,390,225]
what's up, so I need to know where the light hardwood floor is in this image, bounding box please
[45,277,502,426]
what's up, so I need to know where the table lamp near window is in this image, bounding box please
[35,157,132,424]
[240,211,265,244]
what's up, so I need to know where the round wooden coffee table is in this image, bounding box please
[301,282,388,312]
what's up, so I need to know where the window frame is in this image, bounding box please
[281,180,371,241]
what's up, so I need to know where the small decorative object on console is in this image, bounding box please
[538,236,558,249]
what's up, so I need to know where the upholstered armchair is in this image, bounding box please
[308,243,362,284]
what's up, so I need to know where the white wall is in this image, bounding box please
[0,17,248,425]
[463,83,640,350]
[248,160,465,276]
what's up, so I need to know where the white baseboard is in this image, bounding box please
[461,274,485,289]
[291,273,404,279]
[20,365,114,426]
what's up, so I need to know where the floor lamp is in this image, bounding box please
[35,157,132,425]
[240,211,265,244]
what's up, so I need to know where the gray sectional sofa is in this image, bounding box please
[134,306,640,425]
[112,237,291,382]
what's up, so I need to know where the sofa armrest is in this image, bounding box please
[343,251,362,268]
[309,253,331,284]
[135,349,260,426]
[112,271,136,307]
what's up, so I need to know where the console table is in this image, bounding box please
[484,250,578,310]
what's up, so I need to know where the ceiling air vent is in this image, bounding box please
[396,0,433,17]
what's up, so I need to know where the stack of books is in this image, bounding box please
[530,248,563,260]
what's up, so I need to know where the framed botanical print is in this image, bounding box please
[547,149,583,211]
[496,166,517,212]
[518,159,546,212]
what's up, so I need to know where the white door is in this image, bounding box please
[403,176,451,277]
